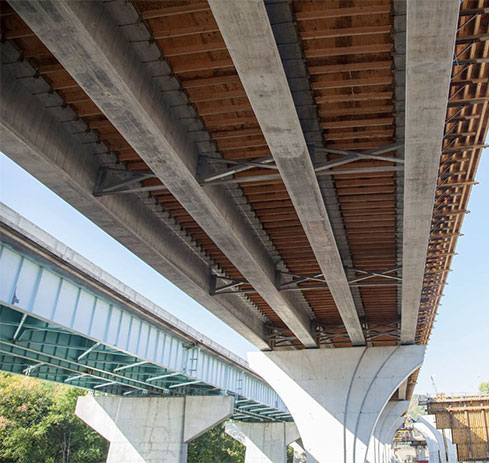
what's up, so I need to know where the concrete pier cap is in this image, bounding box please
[75,394,234,463]
[248,345,425,463]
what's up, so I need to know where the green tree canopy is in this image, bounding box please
[480,381,489,394]
[0,372,294,462]
[0,373,108,463]
[188,423,245,462]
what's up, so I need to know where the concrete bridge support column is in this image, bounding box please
[248,346,425,463]
[413,421,441,463]
[383,415,406,463]
[414,415,457,463]
[420,415,457,463]
[225,421,299,462]
[76,394,234,463]
[367,400,409,463]
[290,441,318,463]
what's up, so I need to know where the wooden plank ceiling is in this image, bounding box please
[1,0,487,357]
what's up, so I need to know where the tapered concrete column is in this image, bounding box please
[290,441,318,463]
[367,400,409,463]
[384,415,405,463]
[421,415,457,463]
[414,415,458,463]
[225,421,299,462]
[413,421,441,463]
[76,395,234,463]
[248,346,425,463]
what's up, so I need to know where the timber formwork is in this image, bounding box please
[425,395,489,461]
[0,0,487,379]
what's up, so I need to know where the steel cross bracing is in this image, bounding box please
[200,143,404,186]
[211,267,401,294]
[92,168,159,196]
[0,223,291,422]
[1,0,486,354]
[7,0,317,348]
[93,142,404,195]
[266,321,400,349]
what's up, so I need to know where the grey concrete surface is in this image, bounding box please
[0,66,268,349]
[208,0,365,346]
[10,0,316,347]
[401,0,460,343]
[76,395,234,462]
[225,421,300,463]
[248,346,425,463]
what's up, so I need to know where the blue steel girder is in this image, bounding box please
[0,305,289,421]
[0,240,291,422]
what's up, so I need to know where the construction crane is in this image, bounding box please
[431,376,439,395]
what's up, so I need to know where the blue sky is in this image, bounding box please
[0,151,487,394]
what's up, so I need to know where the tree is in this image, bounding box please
[407,394,426,419]
[0,373,108,463]
[187,423,295,463]
[480,381,489,394]
[0,372,293,462]
[188,423,245,462]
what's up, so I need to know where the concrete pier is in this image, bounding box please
[367,400,409,463]
[414,415,457,463]
[225,421,299,463]
[248,346,425,463]
[383,415,406,463]
[290,441,318,463]
[76,395,234,462]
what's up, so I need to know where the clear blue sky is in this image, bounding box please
[1,151,487,394]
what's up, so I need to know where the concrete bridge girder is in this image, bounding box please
[208,0,365,346]
[401,0,460,343]
[0,57,268,350]
[8,0,316,347]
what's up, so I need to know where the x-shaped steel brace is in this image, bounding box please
[93,167,160,196]
[311,142,404,172]
[209,274,249,295]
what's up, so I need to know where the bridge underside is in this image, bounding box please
[0,0,487,407]
[0,218,292,423]
[0,303,290,422]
